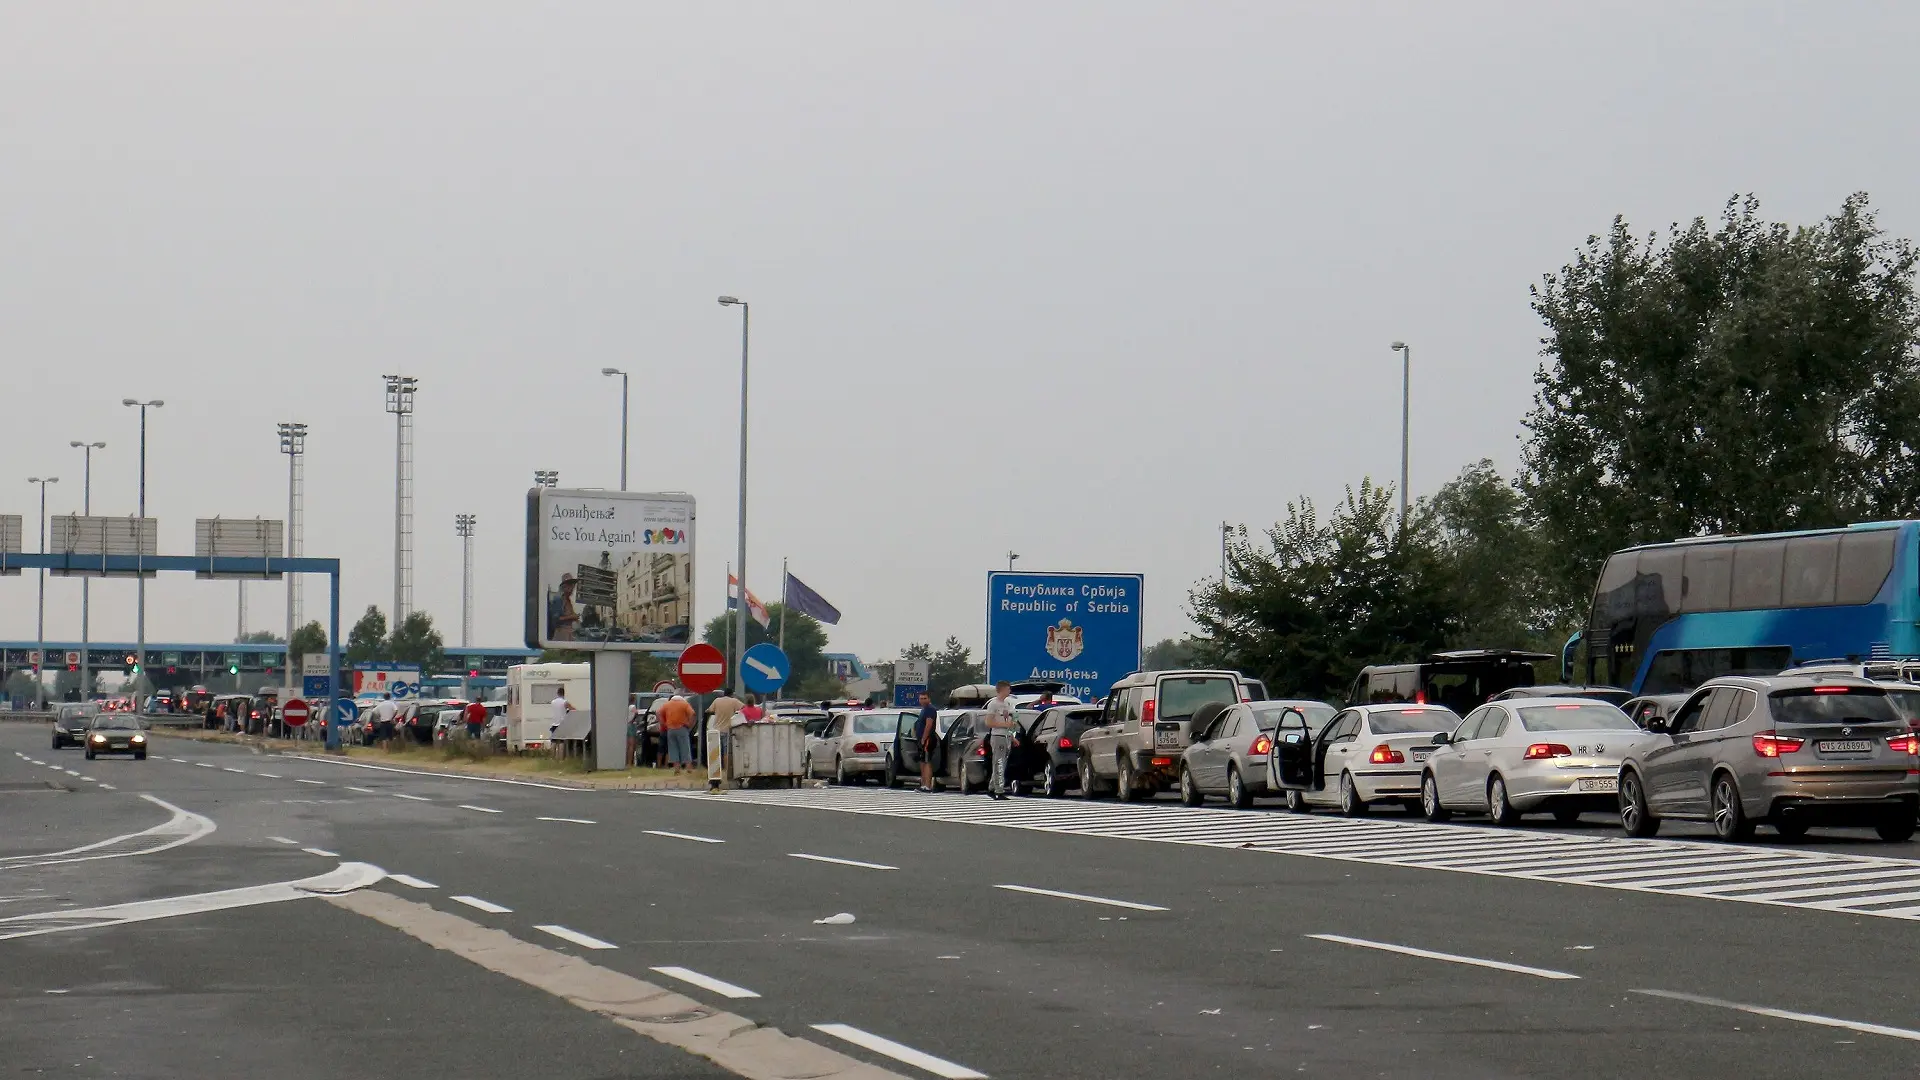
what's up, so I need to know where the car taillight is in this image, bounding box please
[1524,743,1572,760]
[1142,700,1156,724]
[973,744,987,757]
[1249,734,1272,756]
[1753,731,1805,758]
[1369,746,1405,764]
[1150,757,1173,767]
[1057,736,1075,750]
[853,741,878,754]
[1888,734,1920,756]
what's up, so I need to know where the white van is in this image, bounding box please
[504,663,591,751]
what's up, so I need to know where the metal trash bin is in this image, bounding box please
[730,721,806,788]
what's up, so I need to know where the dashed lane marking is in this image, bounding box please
[1634,988,1920,1043]
[390,793,429,802]
[810,1024,986,1079]
[450,895,512,914]
[789,853,898,871]
[457,805,503,814]
[534,924,618,950]
[267,837,299,845]
[536,817,597,825]
[649,966,760,999]
[302,848,339,858]
[643,829,724,844]
[388,874,437,890]
[293,779,326,786]
[1308,933,1580,980]
[993,883,1167,912]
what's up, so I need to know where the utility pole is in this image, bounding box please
[384,375,418,624]
[1008,551,1019,572]
[278,422,307,680]
[28,476,59,709]
[454,514,476,647]
[718,295,751,698]
[121,399,162,692]
[1390,342,1411,526]
[601,368,629,491]
[68,441,105,698]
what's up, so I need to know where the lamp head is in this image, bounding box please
[601,367,622,376]
[121,398,137,406]
[1390,341,1407,351]
[718,296,741,306]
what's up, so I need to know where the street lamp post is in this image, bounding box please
[28,476,59,709]
[533,470,559,489]
[1008,551,1019,572]
[718,296,750,697]
[69,441,105,698]
[454,514,476,648]
[383,376,419,624]
[121,399,163,690]
[1389,342,1411,525]
[601,368,629,491]
[278,423,307,681]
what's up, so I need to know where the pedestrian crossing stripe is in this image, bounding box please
[665,788,1920,922]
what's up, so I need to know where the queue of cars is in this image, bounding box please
[828,664,1920,846]
[47,702,150,760]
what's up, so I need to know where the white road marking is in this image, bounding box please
[1634,988,1920,1042]
[256,772,282,779]
[810,1024,987,1079]
[536,817,597,825]
[97,784,115,791]
[169,757,187,762]
[643,829,724,844]
[281,754,583,790]
[1308,933,1579,980]
[390,793,429,801]
[0,795,215,869]
[267,836,299,845]
[457,804,503,814]
[0,863,385,941]
[788,853,898,871]
[346,786,378,794]
[294,779,326,786]
[534,924,618,950]
[64,770,81,776]
[223,767,247,774]
[649,965,760,999]
[388,874,437,890]
[992,884,1167,912]
[193,762,214,769]
[302,848,340,858]
[450,895,512,914]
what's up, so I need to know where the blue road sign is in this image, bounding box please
[986,571,1143,702]
[741,642,791,694]
[332,697,358,728]
[303,674,333,700]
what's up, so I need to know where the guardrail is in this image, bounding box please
[0,710,54,722]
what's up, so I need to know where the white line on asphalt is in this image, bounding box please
[388,874,437,890]
[810,1024,987,1079]
[223,767,247,774]
[1633,988,1920,1042]
[346,786,378,794]
[0,795,215,869]
[256,772,281,779]
[536,817,597,825]
[64,770,81,776]
[279,754,584,790]
[643,829,725,844]
[267,836,299,845]
[535,924,618,950]
[390,793,429,801]
[457,804,503,814]
[0,863,385,941]
[97,784,115,791]
[193,763,214,769]
[788,853,899,871]
[450,895,512,914]
[1307,933,1579,980]
[293,779,326,786]
[169,757,187,762]
[649,966,761,999]
[302,848,340,858]
[992,884,1167,912]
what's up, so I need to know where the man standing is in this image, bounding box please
[708,690,743,782]
[915,690,939,792]
[659,694,694,772]
[463,697,487,741]
[550,688,576,752]
[373,692,399,750]
[983,680,1018,800]
[626,700,643,768]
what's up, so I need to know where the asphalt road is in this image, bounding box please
[5,721,1920,1079]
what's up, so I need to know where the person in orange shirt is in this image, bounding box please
[658,694,695,772]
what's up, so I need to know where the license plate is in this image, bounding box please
[1154,730,1181,748]
[1411,749,1432,762]
[1818,740,1872,753]
[1576,777,1617,793]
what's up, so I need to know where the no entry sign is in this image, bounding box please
[677,643,726,695]
[281,698,311,727]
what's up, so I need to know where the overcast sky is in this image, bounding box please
[3,2,1914,664]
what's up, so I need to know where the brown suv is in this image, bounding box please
[1076,669,1250,801]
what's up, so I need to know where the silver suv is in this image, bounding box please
[1617,674,1920,842]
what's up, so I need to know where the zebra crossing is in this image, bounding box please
[668,788,1920,922]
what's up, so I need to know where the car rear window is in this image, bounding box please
[1517,704,1638,732]
[1252,703,1335,731]
[851,714,896,734]
[1769,688,1902,726]
[1156,677,1239,721]
[1368,708,1459,734]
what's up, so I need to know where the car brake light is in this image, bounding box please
[1057,736,1075,750]
[1150,756,1173,767]
[1414,691,1427,704]
[1524,743,1573,760]
[853,741,878,754]
[1812,686,1851,694]
[1888,734,1920,756]
[1369,745,1405,764]
[1753,731,1805,758]
[1142,700,1156,724]
[973,744,987,757]
[1249,734,1272,756]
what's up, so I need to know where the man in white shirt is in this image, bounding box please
[372,693,399,749]
[550,690,576,749]
[982,680,1019,800]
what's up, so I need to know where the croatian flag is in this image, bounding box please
[727,574,771,629]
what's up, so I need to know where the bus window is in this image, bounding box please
[1783,535,1840,606]
[1836,529,1897,604]
[1730,540,1785,610]
[1681,546,1732,612]
[1641,647,1792,695]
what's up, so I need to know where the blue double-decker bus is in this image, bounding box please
[1580,520,1919,695]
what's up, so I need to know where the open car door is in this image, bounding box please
[1270,706,1318,789]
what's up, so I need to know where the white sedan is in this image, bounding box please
[804,708,908,784]
[1268,703,1462,815]
[1419,698,1654,825]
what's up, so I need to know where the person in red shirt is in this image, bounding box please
[463,699,488,741]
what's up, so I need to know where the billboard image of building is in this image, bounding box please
[525,489,694,652]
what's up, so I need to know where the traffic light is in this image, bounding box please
[468,669,479,678]
[229,663,239,675]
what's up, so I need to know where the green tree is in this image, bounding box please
[289,621,328,671]
[1142,636,1200,670]
[388,611,447,673]
[6,670,37,704]
[236,630,284,645]
[701,603,837,698]
[344,606,388,664]
[928,637,979,702]
[1431,459,1557,649]
[1522,193,1920,621]
[1190,479,1461,702]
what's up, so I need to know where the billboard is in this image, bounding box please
[986,571,1143,701]
[525,489,695,652]
[352,662,421,699]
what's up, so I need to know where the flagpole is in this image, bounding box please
[724,561,733,671]
[778,557,788,653]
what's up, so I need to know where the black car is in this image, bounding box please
[52,704,99,749]
[938,709,1050,795]
[1030,705,1102,797]
[85,714,149,760]
[1621,692,1690,729]
[886,709,957,788]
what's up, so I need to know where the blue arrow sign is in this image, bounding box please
[740,642,791,694]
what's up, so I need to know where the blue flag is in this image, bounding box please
[783,572,841,625]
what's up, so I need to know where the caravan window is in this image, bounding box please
[530,683,562,706]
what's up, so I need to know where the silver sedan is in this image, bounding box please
[1269,704,1462,815]
[1420,698,1654,825]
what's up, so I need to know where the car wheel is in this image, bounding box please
[1619,769,1659,837]
[1078,757,1105,800]
[1117,756,1141,802]
[1178,765,1203,807]
[1710,773,1754,841]
[1552,806,1583,825]
[883,760,898,789]
[1041,764,1062,798]
[834,756,848,786]
[1774,819,1809,841]
[959,764,975,796]
[1421,772,1450,822]
[1488,775,1521,827]
[1285,788,1309,814]
[1339,772,1368,817]
[1227,765,1253,809]
[1876,813,1917,843]
[51,735,61,750]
